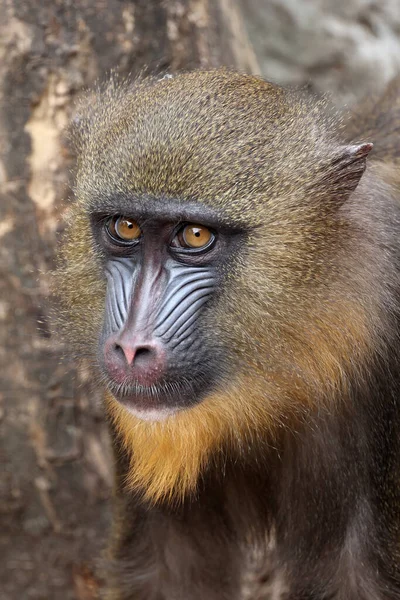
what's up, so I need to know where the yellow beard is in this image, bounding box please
[105,376,282,505]
[105,298,374,505]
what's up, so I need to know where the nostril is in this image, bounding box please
[114,343,125,357]
[132,346,154,367]
[112,341,136,366]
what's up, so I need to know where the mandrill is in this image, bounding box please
[56,70,400,599]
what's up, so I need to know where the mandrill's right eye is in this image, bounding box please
[106,216,142,244]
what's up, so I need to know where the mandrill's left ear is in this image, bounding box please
[324,142,374,203]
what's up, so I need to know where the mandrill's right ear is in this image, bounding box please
[313,142,374,205]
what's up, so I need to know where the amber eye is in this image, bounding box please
[173,223,214,250]
[106,216,141,243]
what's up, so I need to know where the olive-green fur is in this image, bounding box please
[54,208,105,355]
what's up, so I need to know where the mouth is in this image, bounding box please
[105,375,204,420]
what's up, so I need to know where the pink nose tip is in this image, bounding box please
[104,336,166,386]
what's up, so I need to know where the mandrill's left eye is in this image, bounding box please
[171,223,215,251]
[106,216,142,244]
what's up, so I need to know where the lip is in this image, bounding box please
[116,395,183,421]
[106,375,203,417]
[108,379,182,405]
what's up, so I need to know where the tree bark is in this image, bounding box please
[0,1,258,599]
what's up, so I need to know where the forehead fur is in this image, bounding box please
[73,70,338,221]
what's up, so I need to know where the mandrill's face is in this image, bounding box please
[59,69,375,424]
[56,70,378,501]
[92,197,245,420]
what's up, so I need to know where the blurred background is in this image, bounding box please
[1,1,400,598]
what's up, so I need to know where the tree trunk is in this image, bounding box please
[0,1,258,599]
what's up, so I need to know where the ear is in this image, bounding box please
[327,142,373,200]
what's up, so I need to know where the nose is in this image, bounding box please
[104,336,166,386]
[115,342,157,368]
